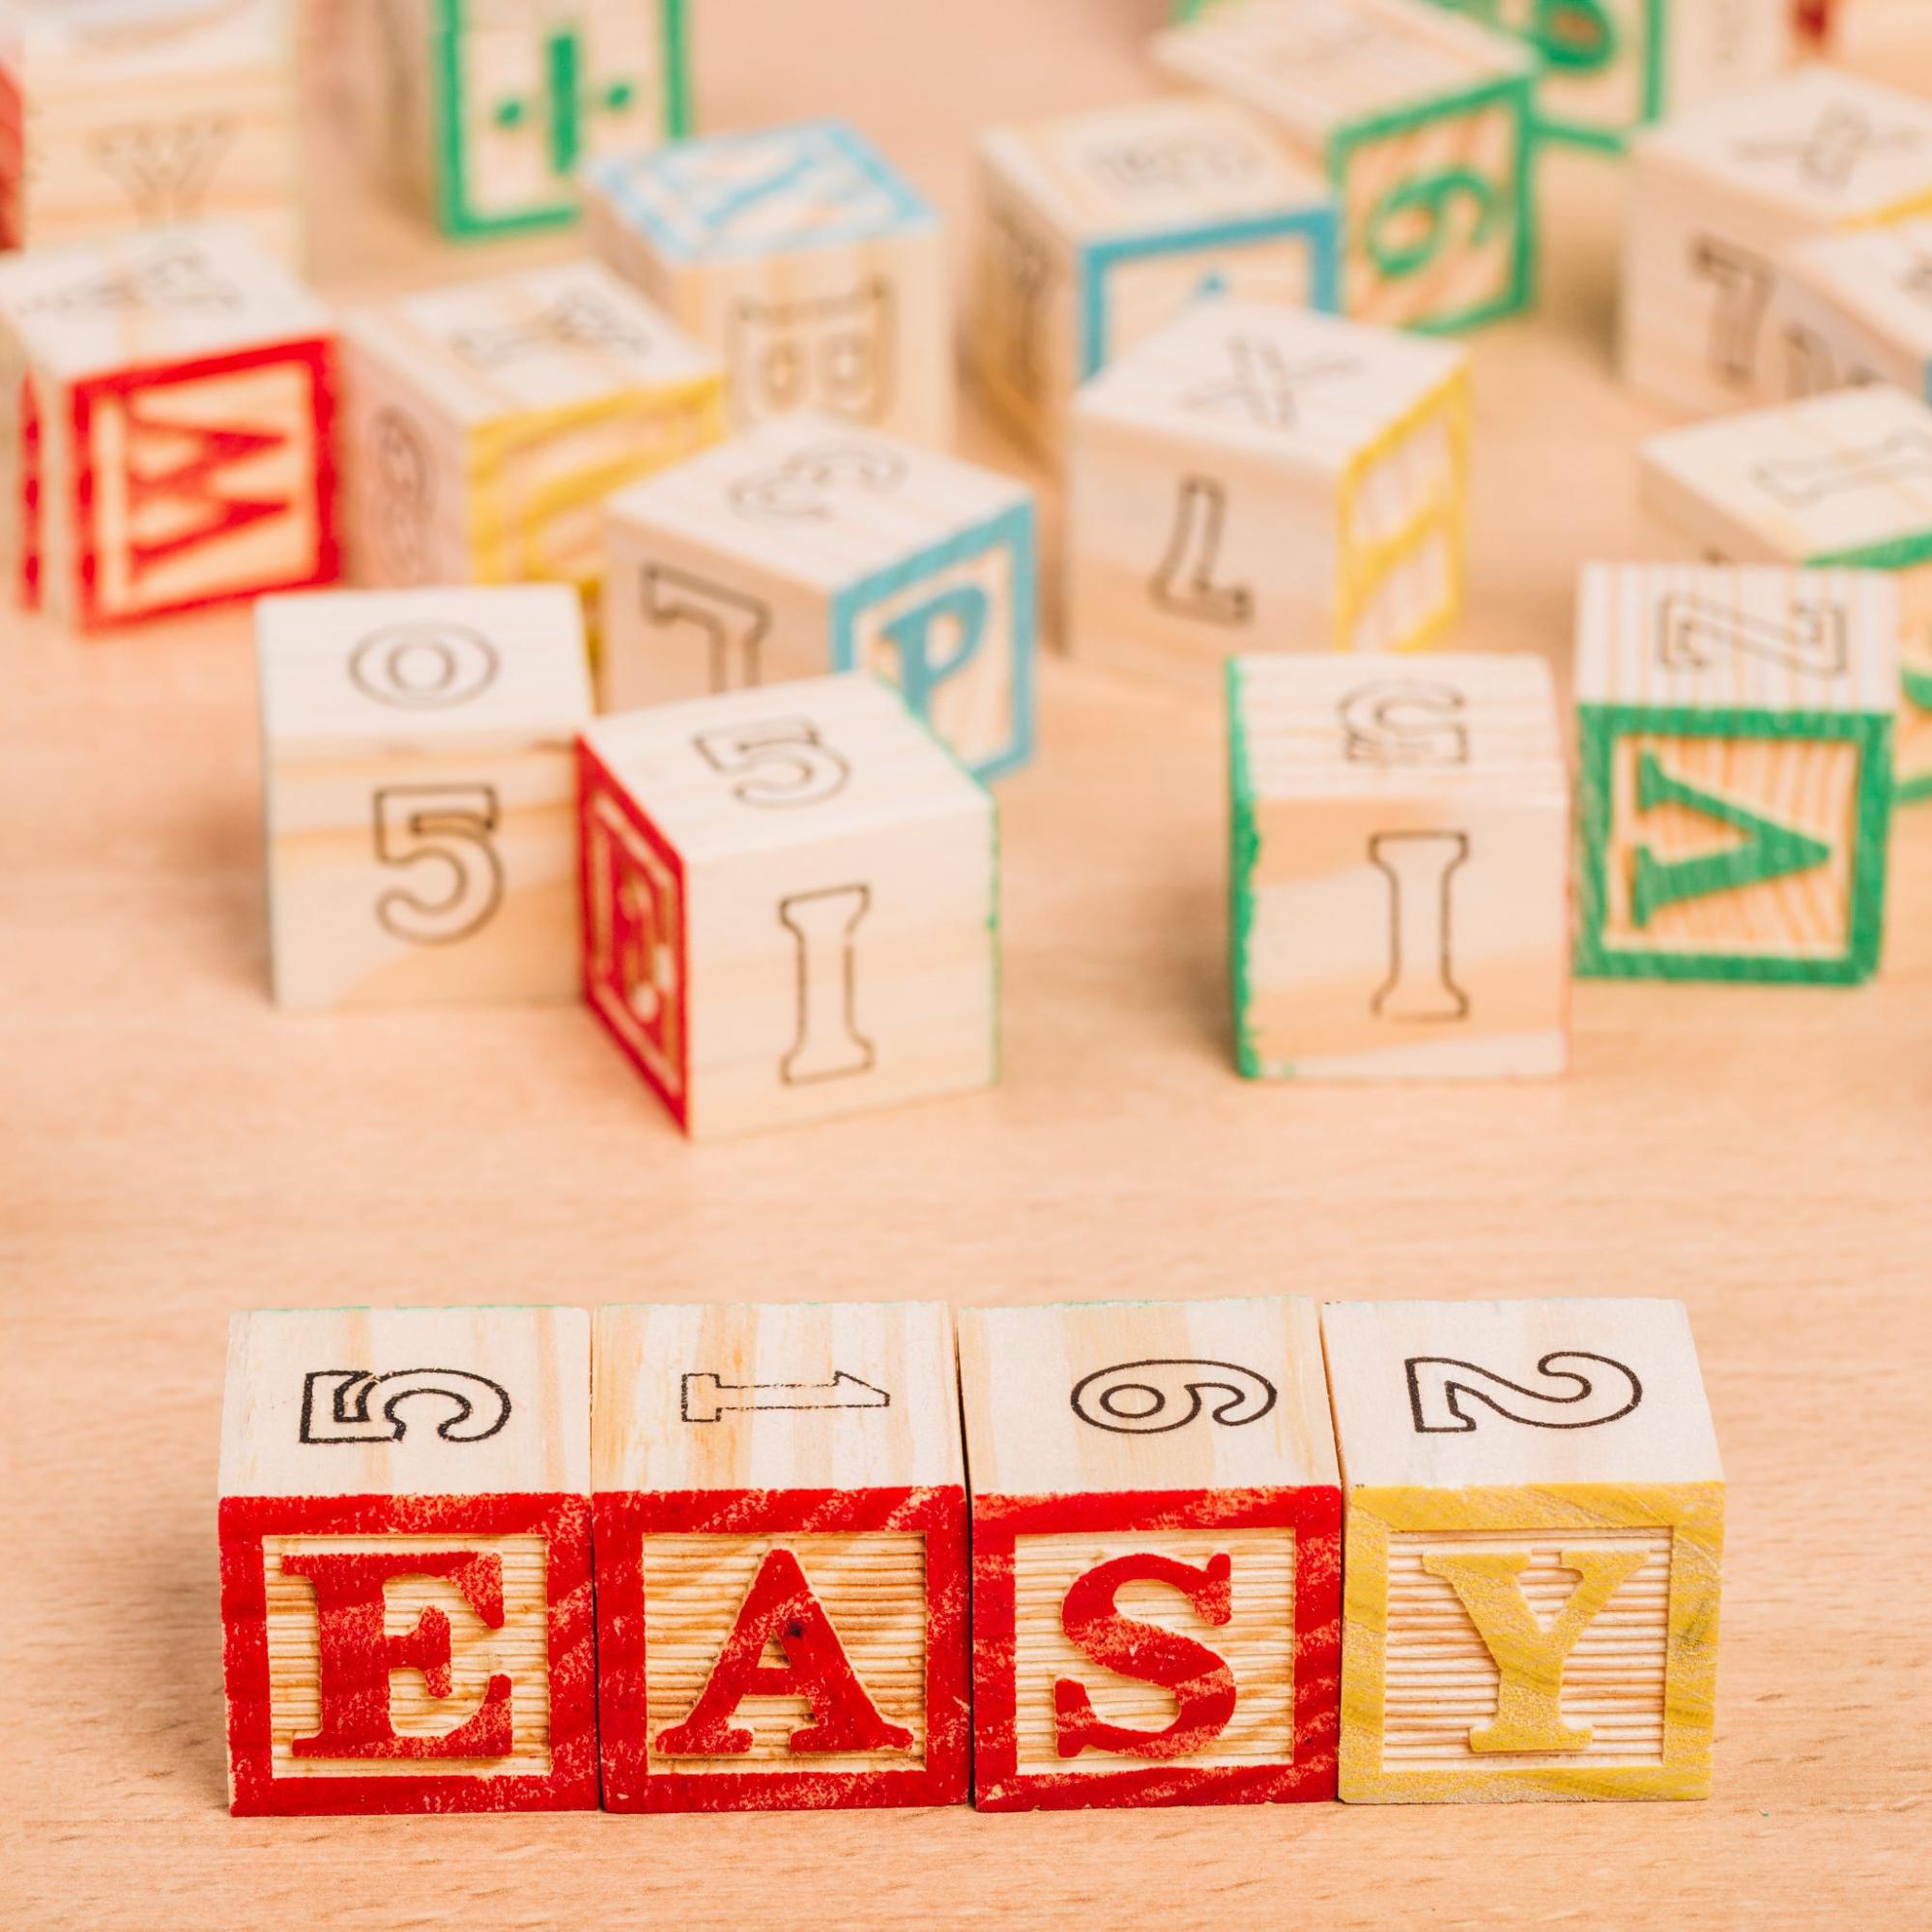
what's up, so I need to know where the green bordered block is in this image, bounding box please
[1574,562,1897,986]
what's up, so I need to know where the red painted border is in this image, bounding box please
[0,58,21,253]
[219,1491,596,1816]
[595,1485,969,1812]
[1795,0,1832,46]
[17,373,41,611]
[970,1485,1341,1812]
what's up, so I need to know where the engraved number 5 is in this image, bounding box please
[373,784,504,944]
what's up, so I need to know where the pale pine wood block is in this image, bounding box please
[1623,67,1932,413]
[583,119,949,443]
[580,673,997,1139]
[1773,219,1932,399]
[0,221,337,629]
[598,411,1037,780]
[591,1299,967,1812]
[1229,651,1566,1080]
[338,258,725,603]
[217,1303,595,1816]
[1322,1297,1723,1803]
[256,585,592,1009]
[1152,0,1537,330]
[1574,561,1897,982]
[1067,298,1470,693]
[971,96,1339,457]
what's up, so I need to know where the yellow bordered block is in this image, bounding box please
[1323,1297,1725,1803]
[1773,216,1932,399]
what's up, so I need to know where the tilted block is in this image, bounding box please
[339,258,723,602]
[958,1296,1341,1812]
[1228,652,1568,1081]
[585,119,948,443]
[599,413,1036,780]
[1068,297,1470,692]
[578,674,998,1138]
[1623,68,1932,414]
[593,1299,968,1811]
[257,585,591,1009]
[1773,218,1932,401]
[219,1305,595,1816]
[1324,1297,1724,1803]
[1642,386,1932,801]
[1574,562,1895,983]
[1153,0,1537,331]
[0,223,336,630]
[971,96,1339,457]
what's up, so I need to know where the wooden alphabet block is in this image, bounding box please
[1068,297,1470,691]
[257,584,592,1009]
[219,1304,595,1816]
[1773,217,1932,400]
[956,1295,1341,1812]
[1642,387,1932,802]
[1152,0,1537,331]
[599,413,1036,780]
[592,1299,968,1812]
[0,222,337,630]
[1323,1297,1724,1803]
[1574,562,1896,983]
[1623,68,1932,414]
[339,258,723,603]
[971,96,1339,457]
[584,118,949,444]
[579,673,997,1138]
[1228,651,1569,1080]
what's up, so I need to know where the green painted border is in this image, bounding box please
[1574,703,1894,985]
[1226,659,1264,1079]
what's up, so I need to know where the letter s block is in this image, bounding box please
[1322,1297,1724,1802]
[957,1296,1341,1811]
[218,1305,595,1816]
[592,1300,968,1811]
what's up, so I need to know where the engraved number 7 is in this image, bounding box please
[372,784,505,944]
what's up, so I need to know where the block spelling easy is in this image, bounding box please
[1575,562,1896,984]
[1324,1297,1723,1803]
[593,1299,968,1811]
[0,222,336,629]
[1068,298,1470,691]
[1229,652,1569,1081]
[219,1305,595,1816]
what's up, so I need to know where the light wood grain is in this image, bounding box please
[1773,218,1932,398]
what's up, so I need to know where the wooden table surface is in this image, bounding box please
[6,2,1931,1925]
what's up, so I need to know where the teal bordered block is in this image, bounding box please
[1573,562,1896,986]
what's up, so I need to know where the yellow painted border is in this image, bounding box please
[1340,1483,1724,1804]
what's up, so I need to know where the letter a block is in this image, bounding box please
[0,223,337,630]
[1228,652,1569,1080]
[219,1305,595,1815]
[592,1300,968,1811]
[957,1296,1341,1812]
[1574,562,1896,984]
[1322,1297,1724,1802]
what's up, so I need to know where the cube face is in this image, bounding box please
[1773,224,1932,403]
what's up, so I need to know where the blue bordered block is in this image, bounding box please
[973,96,1339,456]
[599,414,1037,782]
[585,119,951,444]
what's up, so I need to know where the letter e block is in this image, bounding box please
[957,1296,1341,1812]
[1323,1296,1724,1802]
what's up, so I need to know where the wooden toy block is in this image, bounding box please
[0,222,337,630]
[1152,0,1537,331]
[1574,562,1896,983]
[578,673,997,1139]
[592,1299,968,1811]
[584,119,950,444]
[0,0,299,260]
[1322,1296,1724,1803]
[1623,68,1932,415]
[1642,387,1932,802]
[956,1295,1341,1812]
[971,96,1339,458]
[1068,297,1471,693]
[598,412,1036,780]
[1228,651,1569,1081]
[339,258,723,604]
[1773,217,1932,400]
[257,585,592,1009]
[218,1304,595,1816]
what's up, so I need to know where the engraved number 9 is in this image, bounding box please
[1366,167,1504,280]
[372,784,504,944]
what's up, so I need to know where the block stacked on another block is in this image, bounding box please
[1773,217,1932,400]
[219,1305,596,1816]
